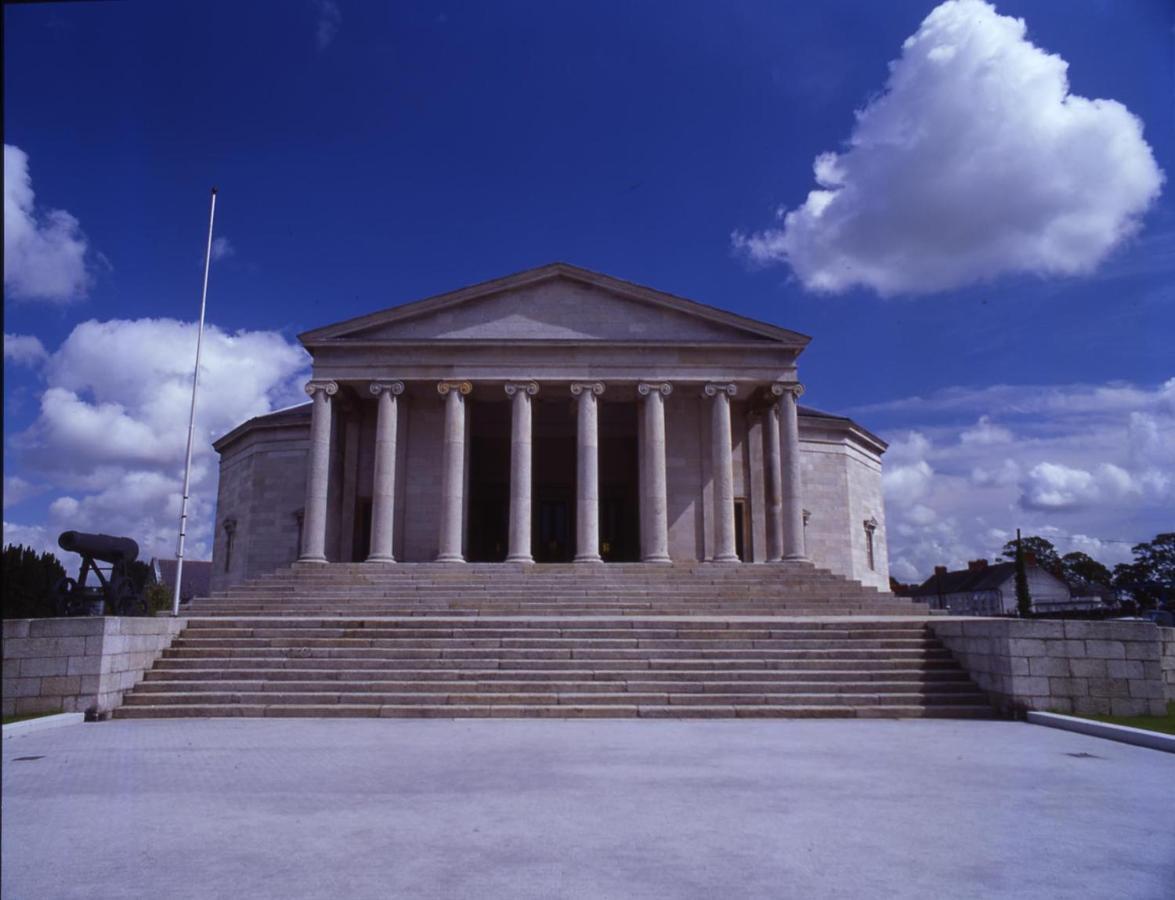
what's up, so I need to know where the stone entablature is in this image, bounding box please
[211,264,891,590]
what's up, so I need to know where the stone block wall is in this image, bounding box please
[1161,627,1175,702]
[3,617,185,717]
[930,619,1167,717]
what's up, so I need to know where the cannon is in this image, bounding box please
[52,531,148,617]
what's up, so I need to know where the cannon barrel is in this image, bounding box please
[58,531,140,564]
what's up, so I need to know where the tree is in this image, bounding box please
[1,544,67,618]
[1012,530,1032,617]
[1113,533,1175,610]
[1000,535,1061,576]
[1059,552,1113,589]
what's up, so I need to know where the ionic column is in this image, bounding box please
[299,380,338,563]
[780,382,808,560]
[571,382,605,563]
[704,383,738,563]
[764,391,784,563]
[367,381,405,563]
[436,380,472,563]
[637,382,672,563]
[504,382,538,563]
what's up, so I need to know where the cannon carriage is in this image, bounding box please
[52,531,148,617]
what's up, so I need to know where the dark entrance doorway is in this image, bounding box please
[533,399,576,561]
[598,401,640,561]
[467,400,510,561]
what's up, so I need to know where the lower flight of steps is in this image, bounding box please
[188,561,929,617]
[114,618,993,719]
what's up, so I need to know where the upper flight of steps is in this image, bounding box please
[189,561,929,617]
[115,617,992,720]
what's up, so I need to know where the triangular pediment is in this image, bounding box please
[300,263,810,347]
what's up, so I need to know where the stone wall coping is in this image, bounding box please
[1026,712,1175,754]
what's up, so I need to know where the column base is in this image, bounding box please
[297,556,328,565]
[365,555,396,564]
[574,554,604,564]
[710,555,740,564]
[435,554,466,564]
[505,555,535,564]
[783,553,810,562]
[641,555,673,565]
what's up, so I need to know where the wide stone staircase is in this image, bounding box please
[115,563,993,719]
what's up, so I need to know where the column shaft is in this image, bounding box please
[437,382,470,562]
[572,383,604,562]
[367,382,403,562]
[638,383,672,563]
[707,384,738,563]
[780,383,807,560]
[506,383,537,563]
[299,380,337,563]
[764,403,784,562]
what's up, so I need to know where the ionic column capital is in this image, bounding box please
[504,381,539,397]
[368,381,405,398]
[703,382,737,398]
[638,382,673,397]
[770,382,805,400]
[570,382,605,397]
[437,380,473,396]
[305,379,339,398]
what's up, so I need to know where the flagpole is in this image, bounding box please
[173,187,218,616]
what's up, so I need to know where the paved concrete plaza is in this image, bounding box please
[3,719,1173,899]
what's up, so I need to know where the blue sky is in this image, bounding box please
[4,0,1173,580]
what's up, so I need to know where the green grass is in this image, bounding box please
[2,710,63,726]
[1080,702,1175,736]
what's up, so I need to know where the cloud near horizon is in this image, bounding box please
[875,378,1175,582]
[4,144,93,303]
[733,0,1164,296]
[3,318,309,565]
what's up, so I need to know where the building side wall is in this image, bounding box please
[844,442,889,589]
[211,426,308,591]
[799,438,853,581]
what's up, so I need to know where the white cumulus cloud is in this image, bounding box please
[210,236,235,261]
[733,0,1164,295]
[4,144,92,303]
[4,332,49,367]
[6,318,309,564]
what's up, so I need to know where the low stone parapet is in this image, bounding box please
[929,619,1167,717]
[1161,627,1175,702]
[2,617,186,718]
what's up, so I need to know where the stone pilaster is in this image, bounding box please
[366,381,404,563]
[299,379,338,563]
[704,383,738,563]
[778,382,807,561]
[637,382,673,564]
[571,382,605,563]
[436,381,472,563]
[504,382,539,563]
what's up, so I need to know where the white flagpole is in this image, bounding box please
[173,187,218,616]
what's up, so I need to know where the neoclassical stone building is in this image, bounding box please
[211,264,889,590]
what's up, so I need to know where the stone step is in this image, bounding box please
[122,689,991,707]
[169,636,939,651]
[112,702,992,720]
[152,656,960,672]
[160,647,954,663]
[131,678,980,696]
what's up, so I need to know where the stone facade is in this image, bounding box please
[1161,627,1175,702]
[930,619,1168,717]
[2,617,186,717]
[211,264,890,591]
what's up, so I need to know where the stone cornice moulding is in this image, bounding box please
[503,382,540,397]
[368,381,405,398]
[702,382,737,398]
[437,381,473,396]
[305,380,339,398]
[569,382,605,397]
[637,382,673,397]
